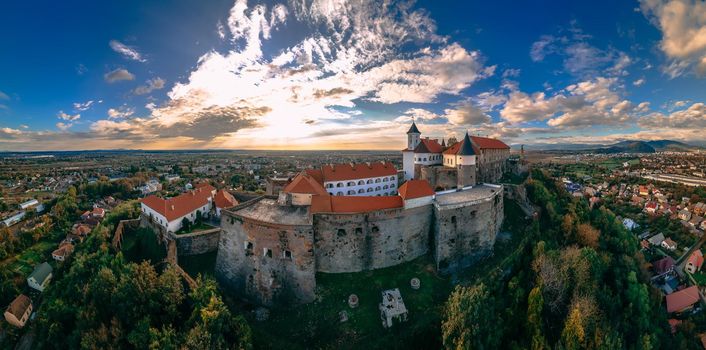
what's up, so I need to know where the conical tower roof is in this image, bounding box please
[406,121,420,134]
[458,132,476,156]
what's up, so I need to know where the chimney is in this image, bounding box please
[170,205,175,210]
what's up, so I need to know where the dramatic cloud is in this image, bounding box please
[639,102,706,129]
[133,77,166,95]
[57,111,80,121]
[443,100,491,125]
[56,122,72,131]
[640,0,706,77]
[109,40,146,62]
[104,68,135,83]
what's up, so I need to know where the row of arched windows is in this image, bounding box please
[325,176,396,189]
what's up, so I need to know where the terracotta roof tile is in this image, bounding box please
[414,138,444,154]
[321,162,397,182]
[689,250,704,270]
[214,190,238,209]
[141,187,213,222]
[6,294,31,319]
[398,180,434,200]
[470,135,510,149]
[283,172,328,196]
[666,286,700,313]
[311,195,403,213]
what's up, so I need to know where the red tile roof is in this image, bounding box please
[654,256,675,274]
[310,195,403,213]
[283,172,328,196]
[321,162,397,182]
[214,190,238,209]
[398,180,434,200]
[688,250,704,270]
[666,286,700,313]
[141,187,213,222]
[304,169,324,185]
[414,138,444,154]
[6,294,31,320]
[443,135,509,155]
[470,135,510,149]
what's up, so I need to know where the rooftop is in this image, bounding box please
[29,262,52,283]
[232,198,312,226]
[311,195,403,214]
[141,184,215,222]
[6,294,31,319]
[434,185,502,207]
[398,180,434,200]
[321,162,397,182]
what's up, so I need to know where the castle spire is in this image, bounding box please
[406,119,420,134]
[458,132,475,156]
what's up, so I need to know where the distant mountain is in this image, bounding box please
[521,139,701,153]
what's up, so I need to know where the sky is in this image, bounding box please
[2,0,706,151]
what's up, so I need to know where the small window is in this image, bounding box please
[358,189,365,194]
[245,241,253,251]
[355,227,362,234]
[337,229,346,237]
[283,250,292,260]
[372,226,380,234]
[358,180,365,185]
[451,216,457,224]
[263,248,272,258]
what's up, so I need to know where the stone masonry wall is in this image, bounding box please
[420,166,458,191]
[434,189,503,274]
[313,205,432,273]
[215,209,316,306]
[169,228,221,256]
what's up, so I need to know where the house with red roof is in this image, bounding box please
[686,249,705,274]
[398,179,435,209]
[140,184,216,233]
[666,286,700,313]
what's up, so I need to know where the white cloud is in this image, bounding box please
[107,106,135,119]
[104,68,135,83]
[57,111,80,121]
[530,35,557,62]
[502,68,521,78]
[633,78,646,86]
[640,0,706,77]
[0,91,8,100]
[73,100,94,111]
[109,40,146,62]
[443,100,491,125]
[639,102,706,129]
[217,21,226,40]
[133,77,166,95]
[56,122,72,131]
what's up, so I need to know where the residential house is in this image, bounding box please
[645,202,658,214]
[654,256,676,275]
[648,233,665,246]
[695,202,706,216]
[27,262,53,292]
[662,238,678,251]
[666,286,701,313]
[679,209,692,222]
[622,218,638,231]
[51,242,74,261]
[686,250,705,274]
[80,211,91,221]
[639,185,649,196]
[19,199,39,210]
[92,207,105,219]
[691,215,704,228]
[3,294,32,328]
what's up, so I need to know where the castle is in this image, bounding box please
[214,122,510,306]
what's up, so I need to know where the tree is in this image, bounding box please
[442,283,500,350]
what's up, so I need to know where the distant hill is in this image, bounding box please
[522,139,701,153]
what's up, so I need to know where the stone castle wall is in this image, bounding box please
[433,188,503,274]
[420,166,458,191]
[168,228,221,256]
[215,201,316,306]
[313,205,433,273]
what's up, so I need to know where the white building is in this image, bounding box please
[320,162,399,197]
[19,199,39,210]
[141,183,216,233]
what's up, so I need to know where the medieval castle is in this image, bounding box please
[210,122,511,306]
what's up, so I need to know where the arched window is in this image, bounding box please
[375,186,381,191]
[337,182,344,188]
[375,178,381,183]
[390,183,395,188]
[383,185,389,189]
[382,177,388,182]
[336,191,344,196]
[326,183,333,188]
[347,190,355,195]
[367,188,373,192]
[358,189,365,194]
[366,179,373,184]
[358,180,365,185]
[347,181,356,186]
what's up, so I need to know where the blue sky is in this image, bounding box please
[1,0,705,150]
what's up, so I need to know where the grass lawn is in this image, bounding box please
[179,251,217,278]
[692,272,706,286]
[249,255,451,350]
[175,222,215,235]
[1,240,56,276]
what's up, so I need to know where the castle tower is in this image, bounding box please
[456,132,477,188]
[402,120,421,181]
